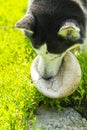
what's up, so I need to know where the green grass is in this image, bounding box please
[0,0,87,130]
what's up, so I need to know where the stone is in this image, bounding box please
[29,107,87,130]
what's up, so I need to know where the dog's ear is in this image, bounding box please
[58,21,80,40]
[15,14,35,35]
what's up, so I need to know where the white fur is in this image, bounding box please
[34,44,63,78]
[28,0,34,9]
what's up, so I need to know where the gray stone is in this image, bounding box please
[29,107,87,130]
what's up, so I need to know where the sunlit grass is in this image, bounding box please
[0,0,87,130]
[0,0,28,26]
[0,0,40,129]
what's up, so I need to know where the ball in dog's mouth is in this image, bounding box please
[31,51,81,98]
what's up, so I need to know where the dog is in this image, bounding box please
[16,0,87,79]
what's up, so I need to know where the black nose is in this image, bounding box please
[42,76,52,80]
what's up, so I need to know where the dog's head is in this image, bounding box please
[16,0,86,79]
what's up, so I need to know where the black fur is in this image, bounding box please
[24,0,86,54]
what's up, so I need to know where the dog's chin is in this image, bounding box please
[31,51,81,98]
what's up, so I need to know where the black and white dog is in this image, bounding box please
[16,0,87,80]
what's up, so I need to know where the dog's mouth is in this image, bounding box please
[39,45,79,81]
[36,44,80,80]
